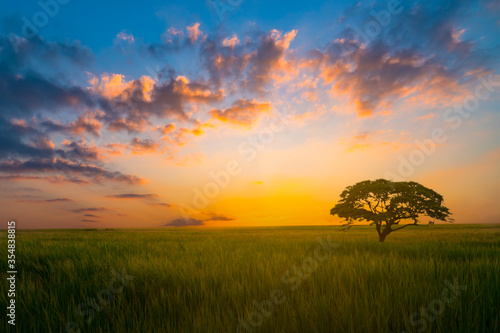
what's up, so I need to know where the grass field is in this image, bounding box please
[1,224,499,332]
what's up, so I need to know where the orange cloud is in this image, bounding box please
[0,175,91,185]
[108,118,148,133]
[31,137,54,150]
[103,143,126,156]
[167,152,204,166]
[342,130,416,153]
[116,31,135,44]
[130,138,160,155]
[210,99,272,126]
[187,23,203,43]
[105,193,159,200]
[159,122,211,148]
[159,123,176,135]
[88,73,155,102]
[414,113,436,121]
[292,108,326,124]
[61,140,103,160]
[346,143,372,153]
[89,73,132,99]
[203,29,299,93]
[17,197,73,203]
[354,132,370,140]
[167,27,183,35]
[172,76,223,100]
[302,38,485,117]
[43,112,102,136]
[222,34,240,48]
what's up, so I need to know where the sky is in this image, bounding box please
[0,0,499,228]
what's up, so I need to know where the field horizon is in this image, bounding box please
[8,222,500,231]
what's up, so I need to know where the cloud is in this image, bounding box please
[40,197,72,203]
[414,113,436,121]
[246,29,298,92]
[159,123,176,135]
[116,31,135,44]
[200,29,298,92]
[342,130,415,153]
[13,187,42,192]
[102,143,126,156]
[16,197,73,203]
[129,138,160,154]
[0,36,145,185]
[299,1,497,117]
[153,203,172,208]
[0,64,97,117]
[0,32,92,68]
[88,73,153,100]
[105,193,159,200]
[187,23,203,43]
[0,158,143,184]
[204,214,235,222]
[0,174,90,184]
[210,98,272,126]
[90,73,224,132]
[345,143,373,153]
[167,27,183,36]
[71,207,108,213]
[164,212,234,226]
[41,112,102,136]
[164,217,204,227]
[57,140,103,160]
[83,214,100,218]
[81,219,99,223]
[222,34,240,48]
[354,132,370,140]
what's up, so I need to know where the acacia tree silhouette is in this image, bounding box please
[330,179,453,242]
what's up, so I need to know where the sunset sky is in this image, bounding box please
[1,0,499,228]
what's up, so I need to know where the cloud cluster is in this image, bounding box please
[164,218,204,227]
[0,36,144,185]
[16,197,73,203]
[210,98,272,126]
[164,212,235,227]
[300,1,496,116]
[105,193,159,200]
[200,29,298,93]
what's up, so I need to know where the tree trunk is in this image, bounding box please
[378,233,388,242]
[378,228,391,242]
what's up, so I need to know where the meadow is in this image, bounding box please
[1,224,499,332]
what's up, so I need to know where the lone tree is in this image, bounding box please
[330,179,453,242]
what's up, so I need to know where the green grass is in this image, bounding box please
[1,224,499,332]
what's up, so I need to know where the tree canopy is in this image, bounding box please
[330,179,453,242]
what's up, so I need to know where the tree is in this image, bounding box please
[330,179,453,242]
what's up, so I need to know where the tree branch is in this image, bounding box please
[391,221,433,232]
